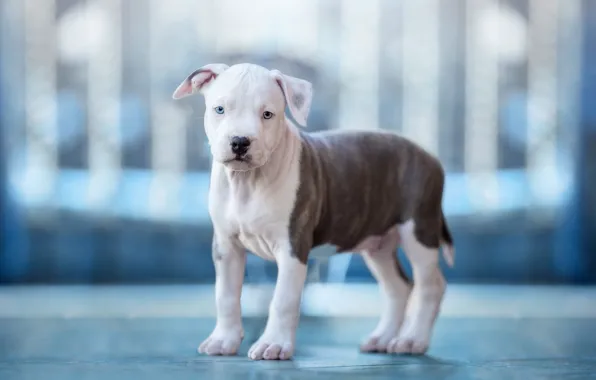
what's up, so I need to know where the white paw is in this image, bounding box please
[359,324,401,353]
[359,301,407,353]
[248,329,295,360]
[386,321,430,355]
[198,326,243,356]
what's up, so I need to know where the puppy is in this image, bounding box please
[172,63,454,360]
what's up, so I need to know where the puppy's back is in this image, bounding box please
[295,129,445,252]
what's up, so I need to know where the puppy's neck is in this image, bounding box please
[224,121,301,190]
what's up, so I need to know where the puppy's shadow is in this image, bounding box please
[239,317,464,379]
[307,353,463,380]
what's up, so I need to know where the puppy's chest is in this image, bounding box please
[220,193,294,261]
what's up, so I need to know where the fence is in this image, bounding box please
[0,0,590,283]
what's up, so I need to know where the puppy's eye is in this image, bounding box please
[214,106,225,115]
[263,111,274,119]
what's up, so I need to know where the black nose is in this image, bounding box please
[230,136,251,155]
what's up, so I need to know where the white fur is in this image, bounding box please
[358,225,411,353]
[346,220,445,355]
[198,237,245,356]
[387,219,446,354]
[248,242,308,360]
[174,63,312,360]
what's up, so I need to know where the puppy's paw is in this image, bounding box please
[198,326,243,356]
[248,330,294,360]
[386,326,430,355]
[360,334,396,353]
[359,324,402,353]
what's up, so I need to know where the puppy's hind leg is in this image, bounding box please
[359,225,412,353]
[388,218,445,355]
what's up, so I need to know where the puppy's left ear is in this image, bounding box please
[271,70,313,127]
[172,63,229,100]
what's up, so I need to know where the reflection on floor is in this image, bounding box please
[1,286,596,379]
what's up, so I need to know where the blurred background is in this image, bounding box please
[0,0,595,286]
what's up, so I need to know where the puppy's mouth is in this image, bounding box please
[224,154,251,164]
[221,154,255,171]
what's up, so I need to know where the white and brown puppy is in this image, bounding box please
[172,63,454,361]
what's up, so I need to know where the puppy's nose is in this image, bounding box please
[230,136,251,155]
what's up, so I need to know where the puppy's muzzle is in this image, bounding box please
[230,136,251,157]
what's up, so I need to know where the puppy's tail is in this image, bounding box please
[440,212,455,267]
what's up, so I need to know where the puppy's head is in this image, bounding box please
[173,63,312,171]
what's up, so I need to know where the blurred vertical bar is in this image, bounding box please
[527,0,559,203]
[401,0,440,154]
[275,0,319,62]
[87,0,122,210]
[23,0,58,205]
[313,0,341,134]
[581,0,596,280]
[557,1,582,181]
[464,0,499,211]
[337,0,381,130]
[0,0,29,282]
[214,0,276,55]
[554,0,585,281]
[0,0,23,174]
[83,0,123,282]
[148,0,186,221]
[377,0,403,133]
[196,0,216,53]
[0,0,3,278]
[438,0,466,172]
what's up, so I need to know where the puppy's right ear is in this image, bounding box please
[172,63,229,100]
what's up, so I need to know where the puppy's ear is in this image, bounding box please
[172,63,229,100]
[270,70,313,127]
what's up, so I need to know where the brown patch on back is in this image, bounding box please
[289,130,448,265]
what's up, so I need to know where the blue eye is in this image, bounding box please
[214,106,225,114]
[263,111,274,119]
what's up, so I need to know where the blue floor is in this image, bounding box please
[1,316,596,379]
[1,285,596,379]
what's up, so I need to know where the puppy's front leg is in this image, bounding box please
[248,245,307,360]
[198,235,246,356]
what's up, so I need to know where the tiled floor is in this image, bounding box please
[1,286,596,379]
